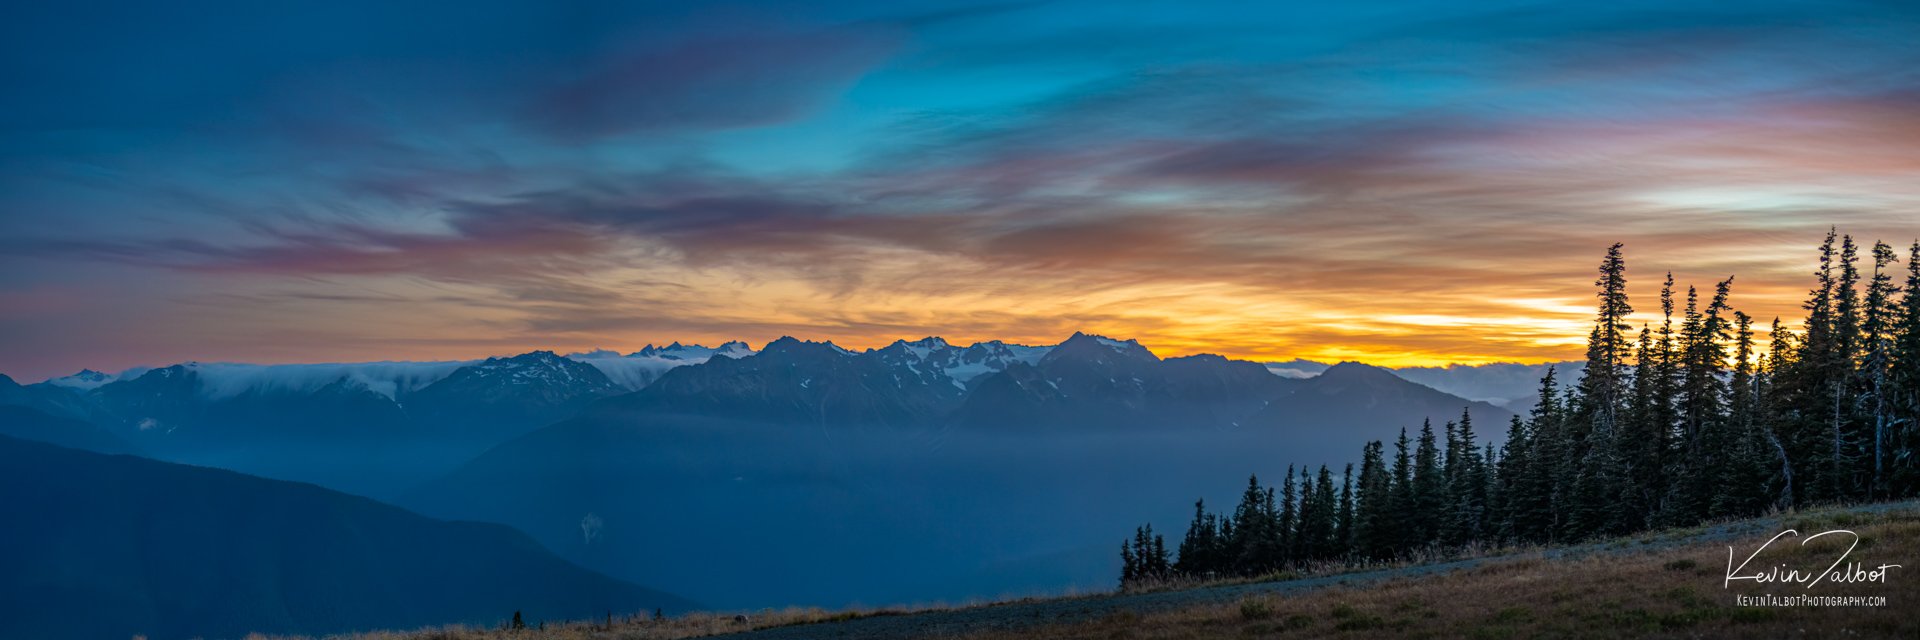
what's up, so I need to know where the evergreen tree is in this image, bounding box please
[1412,419,1444,547]
[1308,465,1338,560]
[1763,317,1800,509]
[1831,235,1864,500]
[1389,427,1417,551]
[1481,441,1500,540]
[1891,242,1920,496]
[1353,440,1392,559]
[1443,410,1486,545]
[1617,323,1662,532]
[1862,241,1901,497]
[1231,475,1274,574]
[1122,524,1170,586]
[1491,414,1529,542]
[1174,499,1220,577]
[1276,467,1296,564]
[1790,230,1842,504]
[1336,463,1355,555]
[1715,311,1771,516]
[1656,280,1731,525]
[1582,242,1635,441]
[1514,369,1565,542]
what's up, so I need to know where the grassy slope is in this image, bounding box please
[955,504,1920,640]
[292,501,1920,640]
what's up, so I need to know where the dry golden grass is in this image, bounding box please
[948,508,1920,639]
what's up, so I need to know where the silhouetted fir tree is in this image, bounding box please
[1661,279,1734,525]
[1336,463,1355,554]
[1263,487,1282,565]
[1219,505,1235,543]
[1443,418,1462,499]
[1442,411,1486,545]
[1150,530,1170,577]
[1306,465,1338,560]
[1353,440,1392,559]
[1617,323,1661,532]
[1231,474,1273,574]
[1831,235,1865,500]
[1174,499,1221,577]
[1582,243,1635,442]
[1764,317,1801,509]
[1295,469,1316,560]
[1389,427,1417,550]
[1891,242,1920,496]
[1490,414,1529,542]
[1440,418,1461,543]
[1481,441,1500,540]
[1715,311,1772,516]
[1786,229,1842,505]
[1650,273,1682,509]
[1276,467,1297,563]
[1514,369,1565,542]
[1560,245,1636,539]
[1862,241,1901,498]
[1411,420,1444,546]
[1120,524,1170,586]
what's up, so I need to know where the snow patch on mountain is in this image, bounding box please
[43,369,120,390]
[867,337,1052,390]
[568,341,758,390]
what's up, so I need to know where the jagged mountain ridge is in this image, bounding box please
[4,335,1520,502]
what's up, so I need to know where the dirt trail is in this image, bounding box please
[710,501,1914,640]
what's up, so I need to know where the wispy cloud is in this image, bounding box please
[2,0,1916,380]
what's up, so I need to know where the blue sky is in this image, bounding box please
[3,0,1917,379]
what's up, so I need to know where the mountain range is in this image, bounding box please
[10,346,752,497]
[400,333,1518,608]
[2,333,1553,619]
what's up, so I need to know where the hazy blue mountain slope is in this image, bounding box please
[408,344,1513,610]
[0,404,134,454]
[0,436,693,640]
[1248,362,1515,447]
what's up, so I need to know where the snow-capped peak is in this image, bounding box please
[44,368,119,390]
[862,336,1053,389]
[565,340,758,390]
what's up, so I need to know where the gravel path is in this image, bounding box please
[709,501,1915,640]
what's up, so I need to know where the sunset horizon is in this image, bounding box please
[6,231,1908,382]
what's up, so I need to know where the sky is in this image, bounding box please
[2,0,1917,381]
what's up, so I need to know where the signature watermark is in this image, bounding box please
[1724,529,1900,607]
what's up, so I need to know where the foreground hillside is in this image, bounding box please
[0,436,694,640]
[320,500,1916,639]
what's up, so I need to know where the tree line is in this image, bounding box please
[1121,232,1920,585]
